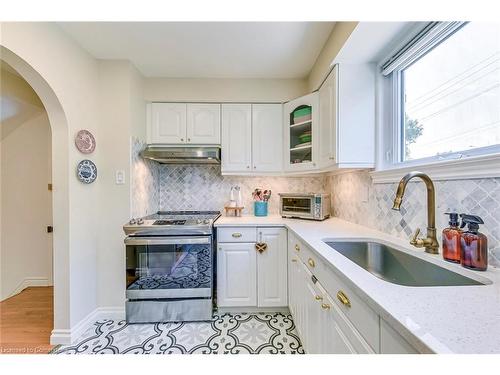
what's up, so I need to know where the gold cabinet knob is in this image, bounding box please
[321,303,331,310]
[295,244,300,252]
[337,290,351,308]
[315,295,323,301]
[308,258,315,268]
[232,233,242,238]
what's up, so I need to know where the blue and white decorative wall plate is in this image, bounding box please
[76,159,97,184]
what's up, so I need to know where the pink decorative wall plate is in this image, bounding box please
[75,130,96,154]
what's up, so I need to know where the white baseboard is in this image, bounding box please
[50,306,125,345]
[2,277,51,301]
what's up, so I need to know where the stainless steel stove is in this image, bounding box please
[123,211,220,324]
[124,211,220,236]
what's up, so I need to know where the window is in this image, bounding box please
[380,22,500,172]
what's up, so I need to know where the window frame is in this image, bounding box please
[372,22,500,183]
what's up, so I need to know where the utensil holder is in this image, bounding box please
[254,201,268,217]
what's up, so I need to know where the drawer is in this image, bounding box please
[217,227,257,243]
[317,282,374,354]
[318,266,380,352]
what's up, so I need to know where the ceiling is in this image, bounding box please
[57,22,335,79]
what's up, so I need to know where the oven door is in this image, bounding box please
[281,196,314,218]
[125,236,212,300]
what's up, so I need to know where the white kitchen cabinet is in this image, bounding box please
[221,104,252,172]
[380,319,419,354]
[222,103,283,174]
[186,103,221,144]
[284,92,319,172]
[149,103,187,144]
[252,104,283,172]
[217,227,287,308]
[318,63,375,169]
[287,231,376,354]
[256,228,287,307]
[217,242,257,307]
[318,65,338,169]
[148,102,221,145]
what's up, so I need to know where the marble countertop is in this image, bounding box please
[214,215,500,354]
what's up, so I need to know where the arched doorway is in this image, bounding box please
[0,46,71,349]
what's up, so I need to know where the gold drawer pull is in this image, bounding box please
[295,244,300,252]
[315,295,323,301]
[291,258,298,263]
[232,233,242,238]
[321,303,331,310]
[308,258,315,268]
[337,290,351,308]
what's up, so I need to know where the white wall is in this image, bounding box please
[1,67,52,299]
[144,77,308,103]
[96,60,146,310]
[1,22,101,338]
[307,22,358,91]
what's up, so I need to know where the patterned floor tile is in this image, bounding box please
[52,312,304,354]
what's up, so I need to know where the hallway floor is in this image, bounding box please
[0,287,53,354]
[53,312,304,354]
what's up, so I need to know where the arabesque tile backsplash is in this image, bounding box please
[158,165,327,214]
[131,138,500,267]
[327,171,500,267]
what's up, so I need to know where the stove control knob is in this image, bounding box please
[137,218,144,225]
[129,218,137,225]
[197,219,202,224]
[203,219,210,224]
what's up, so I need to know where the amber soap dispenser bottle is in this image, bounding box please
[442,212,461,263]
[460,214,488,271]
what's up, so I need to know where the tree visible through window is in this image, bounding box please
[401,22,500,161]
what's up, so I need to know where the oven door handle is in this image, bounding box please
[124,237,211,246]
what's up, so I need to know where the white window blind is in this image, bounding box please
[381,22,467,76]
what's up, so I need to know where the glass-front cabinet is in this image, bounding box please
[284,92,319,172]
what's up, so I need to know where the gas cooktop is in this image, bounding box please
[123,210,221,236]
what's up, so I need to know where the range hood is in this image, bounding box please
[140,145,221,164]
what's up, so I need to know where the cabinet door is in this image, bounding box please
[252,104,283,172]
[336,63,375,167]
[221,104,252,173]
[380,319,419,354]
[320,290,356,354]
[256,228,287,307]
[150,103,187,144]
[217,242,257,307]
[283,92,319,172]
[300,261,322,353]
[318,65,338,169]
[186,103,221,144]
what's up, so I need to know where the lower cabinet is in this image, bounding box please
[217,227,287,308]
[289,251,369,353]
[217,242,257,307]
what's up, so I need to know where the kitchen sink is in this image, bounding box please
[324,240,487,287]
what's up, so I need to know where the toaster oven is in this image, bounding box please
[279,193,330,221]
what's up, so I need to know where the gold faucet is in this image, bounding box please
[392,171,439,254]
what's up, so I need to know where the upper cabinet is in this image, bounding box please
[147,103,221,145]
[148,103,187,144]
[252,104,283,172]
[221,104,253,172]
[221,103,283,174]
[186,103,221,144]
[283,92,319,172]
[318,63,375,169]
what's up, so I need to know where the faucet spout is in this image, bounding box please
[392,171,439,254]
